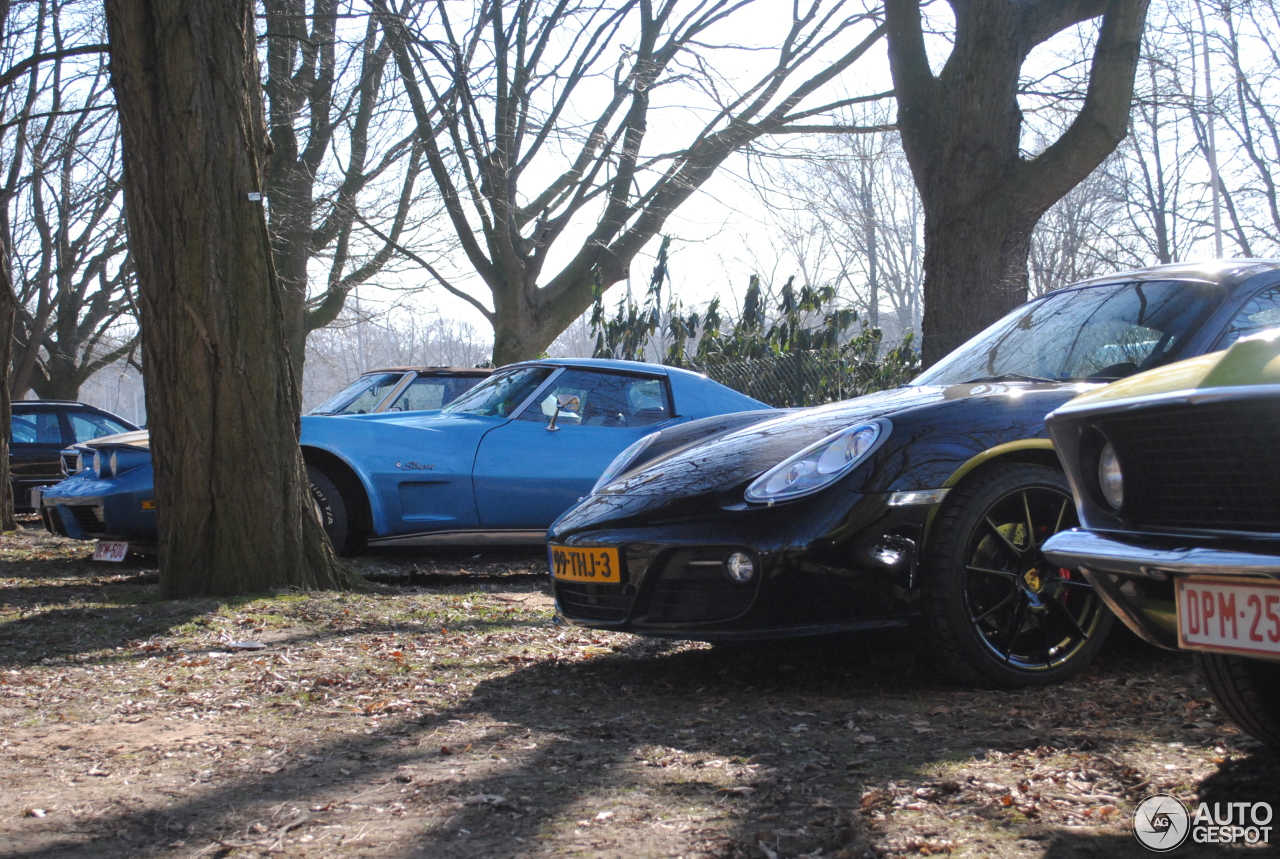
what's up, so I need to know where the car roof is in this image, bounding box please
[508,356,706,379]
[1059,259,1280,293]
[362,366,492,375]
[14,400,122,410]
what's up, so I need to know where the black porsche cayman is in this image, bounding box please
[547,260,1280,687]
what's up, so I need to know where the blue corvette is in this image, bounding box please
[39,358,769,554]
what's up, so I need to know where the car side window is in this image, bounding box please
[333,372,405,414]
[11,410,61,445]
[517,370,670,428]
[1216,286,1280,349]
[68,413,131,442]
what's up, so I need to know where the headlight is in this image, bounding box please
[92,451,108,479]
[1097,441,1123,509]
[592,431,660,494]
[109,451,119,476]
[745,420,888,504]
[74,452,85,474]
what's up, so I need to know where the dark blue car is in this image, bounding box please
[40,358,769,554]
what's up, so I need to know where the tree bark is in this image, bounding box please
[0,0,17,531]
[0,253,16,532]
[886,0,1150,366]
[104,0,361,596]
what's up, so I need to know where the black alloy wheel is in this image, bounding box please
[922,462,1114,687]
[306,464,349,556]
[1196,652,1280,749]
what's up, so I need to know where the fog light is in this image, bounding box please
[1098,441,1123,510]
[725,552,755,583]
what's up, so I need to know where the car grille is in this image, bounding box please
[553,548,650,623]
[1102,397,1280,533]
[554,581,633,621]
[642,549,756,624]
[68,504,108,536]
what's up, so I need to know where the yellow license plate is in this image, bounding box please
[549,545,621,583]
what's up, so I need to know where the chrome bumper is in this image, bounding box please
[1042,529,1280,651]
[1042,529,1280,580]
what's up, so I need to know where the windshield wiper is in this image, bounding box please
[963,373,1058,384]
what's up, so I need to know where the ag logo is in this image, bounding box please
[1133,794,1191,852]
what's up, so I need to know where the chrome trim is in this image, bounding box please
[1042,528,1280,579]
[506,366,566,421]
[368,529,547,547]
[1051,383,1280,420]
[370,371,417,413]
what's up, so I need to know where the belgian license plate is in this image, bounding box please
[92,541,128,563]
[549,545,621,583]
[1177,578,1280,659]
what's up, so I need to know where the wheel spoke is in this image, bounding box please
[1052,498,1071,535]
[1000,597,1029,663]
[971,589,1019,624]
[1039,610,1054,668]
[966,564,1019,579]
[1022,492,1037,550]
[1056,577,1095,589]
[1047,595,1089,641]
[983,517,1026,560]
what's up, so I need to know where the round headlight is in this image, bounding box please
[92,451,104,479]
[725,552,755,583]
[1098,441,1123,510]
[109,451,119,476]
[75,452,85,473]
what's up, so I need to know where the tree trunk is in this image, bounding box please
[491,284,576,367]
[917,195,1036,363]
[104,0,361,596]
[0,255,16,531]
[886,0,1150,367]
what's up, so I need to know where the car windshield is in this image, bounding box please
[385,375,484,412]
[441,367,554,417]
[309,372,404,415]
[914,280,1223,386]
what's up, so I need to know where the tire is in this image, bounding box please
[306,464,349,556]
[1196,652,1280,749]
[921,462,1114,688]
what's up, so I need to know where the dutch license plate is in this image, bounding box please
[549,545,621,583]
[92,541,128,563]
[1177,578,1280,659]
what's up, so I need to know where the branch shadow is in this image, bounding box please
[4,603,1277,859]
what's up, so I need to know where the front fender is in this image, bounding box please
[299,412,503,537]
[860,389,1077,494]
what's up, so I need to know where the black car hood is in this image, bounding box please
[597,382,1026,498]
[594,380,1095,499]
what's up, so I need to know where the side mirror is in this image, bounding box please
[546,394,581,431]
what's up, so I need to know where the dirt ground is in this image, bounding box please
[2,526,1277,859]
